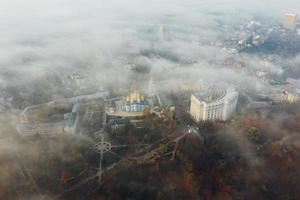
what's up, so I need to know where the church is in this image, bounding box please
[122,90,150,112]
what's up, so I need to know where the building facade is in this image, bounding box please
[189,87,238,121]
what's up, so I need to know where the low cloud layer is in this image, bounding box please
[0,0,299,94]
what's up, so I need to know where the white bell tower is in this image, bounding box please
[148,77,155,97]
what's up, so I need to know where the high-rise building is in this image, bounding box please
[283,13,297,30]
[189,87,238,121]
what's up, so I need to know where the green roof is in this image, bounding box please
[109,117,130,125]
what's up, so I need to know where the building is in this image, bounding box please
[106,90,154,132]
[108,117,131,132]
[266,87,300,104]
[179,80,206,92]
[255,70,270,93]
[189,87,238,121]
[283,13,297,30]
[159,23,164,41]
[107,90,153,118]
[64,102,80,135]
[282,90,300,103]
[17,101,80,137]
[122,90,150,112]
[282,78,300,103]
[238,21,271,50]
[148,77,156,97]
[257,78,300,104]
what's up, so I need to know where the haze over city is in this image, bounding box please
[0,1,299,200]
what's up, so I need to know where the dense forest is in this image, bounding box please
[93,103,300,200]
[0,103,299,200]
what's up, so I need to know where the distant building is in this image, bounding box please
[179,80,206,92]
[224,57,244,69]
[159,23,164,41]
[189,87,238,121]
[282,90,300,103]
[283,13,297,30]
[267,88,300,104]
[255,70,270,92]
[282,78,300,103]
[238,21,271,50]
[264,78,300,104]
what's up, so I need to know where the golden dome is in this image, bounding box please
[125,90,145,103]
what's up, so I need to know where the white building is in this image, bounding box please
[189,87,238,121]
[148,77,156,97]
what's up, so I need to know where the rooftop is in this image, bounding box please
[195,89,227,103]
[194,87,238,104]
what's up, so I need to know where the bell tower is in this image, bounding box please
[148,77,155,98]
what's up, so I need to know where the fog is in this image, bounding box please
[0,0,299,93]
[0,1,299,199]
